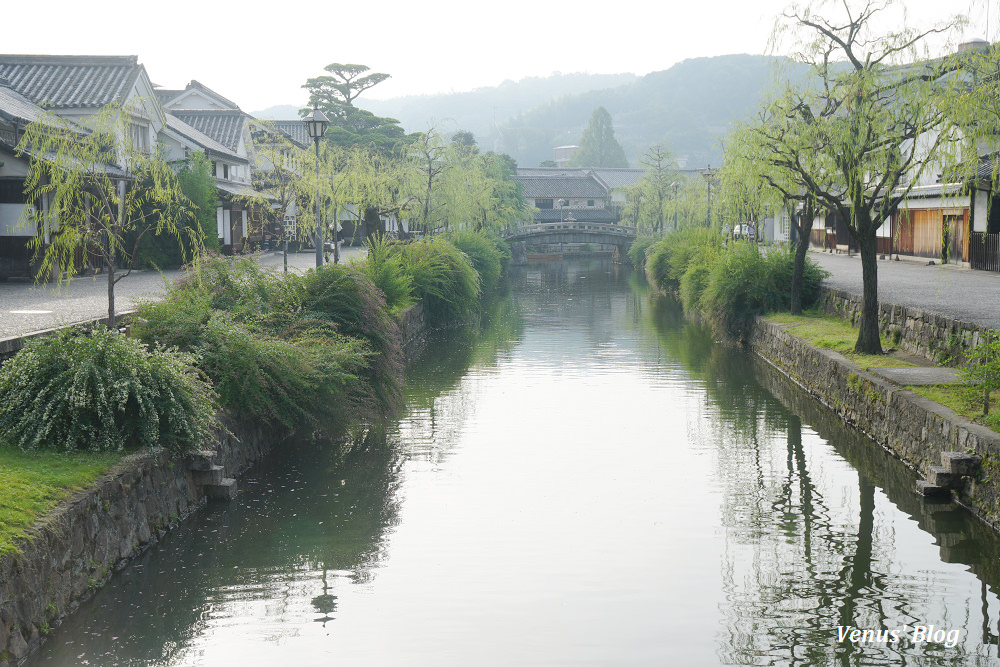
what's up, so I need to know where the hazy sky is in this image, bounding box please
[3,0,995,114]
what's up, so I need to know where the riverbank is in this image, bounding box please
[747,299,1000,532]
[0,302,426,667]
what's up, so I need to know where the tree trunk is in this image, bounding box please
[790,208,814,315]
[854,231,883,354]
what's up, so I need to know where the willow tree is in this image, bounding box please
[774,0,963,352]
[250,123,310,271]
[723,92,832,314]
[625,144,680,233]
[17,102,197,324]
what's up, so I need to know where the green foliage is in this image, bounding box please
[647,230,827,338]
[626,234,660,268]
[134,256,377,432]
[568,106,628,168]
[400,237,481,324]
[961,337,1000,415]
[300,264,404,414]
[18,101,199,321]
[0,328,217,452]
[699,243,828,338]
[135,151,219,267]
[446,229,509,293]
[645,228,723,290]
[361,234,414,313]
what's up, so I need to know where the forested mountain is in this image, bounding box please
[253,55,809,170]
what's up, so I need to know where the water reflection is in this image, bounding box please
[24,259,1000,666]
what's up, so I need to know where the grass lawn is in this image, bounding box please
[0,447,121,556]
[764,310,1000,432]
[764,310,912,370]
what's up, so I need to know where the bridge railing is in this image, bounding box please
[503,222,637,239]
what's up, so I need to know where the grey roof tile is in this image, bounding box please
[269,120,310,148]
[169,109,247,152]
[532,208,618,223]
[165,114,245,162]
[0,55,143,109]
[513,175,608,199]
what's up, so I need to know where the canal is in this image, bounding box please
[26,259,1000,665]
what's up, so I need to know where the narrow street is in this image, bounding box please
[0,248,365,340]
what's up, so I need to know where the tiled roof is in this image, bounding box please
[269,120,310,148]
[516,167,591,177]
[165,114,245,163]
[154,88,183,105]
[513,175,608,199]
[0,55,143,109]
[532,208,618,223]
[589,168,645,190]
[169,109,247,152]
[0,85,50,126]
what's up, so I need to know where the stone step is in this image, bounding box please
[916,480,951,499]
[928,466,958,489]
[192,465,225,486]
[203,478,237,501]
[186,450,218,471]
[940,451,982,476]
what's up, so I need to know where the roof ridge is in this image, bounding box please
[0,55,139,66]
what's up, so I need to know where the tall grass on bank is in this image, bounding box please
[0,327,217,452]
[446,230,511,293]
[134,256,386,433]
[644,233,828,338]
[399,236,481,324]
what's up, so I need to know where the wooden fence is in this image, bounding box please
[970,232,1000,272]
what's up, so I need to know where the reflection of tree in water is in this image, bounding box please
[642,292,1000,665]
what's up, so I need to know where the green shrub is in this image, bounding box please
[699,243,828,338]
[447,229,506,292]
[0,328,217,452]
[645,228,723,291]
[134,259,380,432]
[361,234,413,313]
[962,336,1000,415]
[400,237,481,324]
[300,264,404,413]
[627,235,659,268]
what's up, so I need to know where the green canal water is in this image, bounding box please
[25,259,1000,665]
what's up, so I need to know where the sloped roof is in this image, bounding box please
[589,168,644,190]
[169,109,247,152]
[0,55,144,109]
[269,120,310,148]
[154,88,183,105]
[165,114,245,163]
[516,167,592,177]
[0,85,50,127]
[513,175,607,199]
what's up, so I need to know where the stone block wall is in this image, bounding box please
[0,419,276,665]
[818,288,992,366]
[748,318,1000,531]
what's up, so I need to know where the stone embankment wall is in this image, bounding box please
[818,288,991,366]
[0,305,426,665]
[748,318,1000,532]
[0,418,276,665]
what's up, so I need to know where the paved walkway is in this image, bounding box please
[810,251,1000,331]
[0,248,365,340]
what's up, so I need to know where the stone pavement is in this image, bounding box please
[810,250,1000,331]
[0,247,366,340]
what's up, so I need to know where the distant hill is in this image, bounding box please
[253,104,301,120]
[496,55,810,168]
[251,56,810,169]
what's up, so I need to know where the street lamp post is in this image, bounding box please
[671,181,679,231]
[304,106,330,268]
[702,166,717,228]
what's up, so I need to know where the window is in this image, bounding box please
[536,199,554,209]
[223,164,230,180]
[0,180,28,204]
[587,200,594,207]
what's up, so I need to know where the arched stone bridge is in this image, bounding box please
[503,223,637,260]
